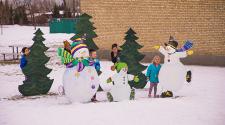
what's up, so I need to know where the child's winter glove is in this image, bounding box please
[153,45,160,50]
[133,75,139,83]
[107,77,112,83]
[187,50,194,55]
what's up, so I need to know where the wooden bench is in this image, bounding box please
[0,44,27,61]
[1,53,20,61]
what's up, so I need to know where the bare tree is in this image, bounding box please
[12,0,23,8]
[23,0,37,30]
[0,0,4,35]
[0,11,3,33]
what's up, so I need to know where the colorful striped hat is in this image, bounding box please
[71,42,88,56]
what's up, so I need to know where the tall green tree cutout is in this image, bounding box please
[18,28,53,96]
[71,13,98,50]
[120,28,147,89]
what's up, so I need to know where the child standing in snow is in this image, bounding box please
[89,49,102,75]
[89,49,102,102]
[146,55,161,98]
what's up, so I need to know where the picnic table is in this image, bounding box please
[0,44,27,61]
[0,44,63,61]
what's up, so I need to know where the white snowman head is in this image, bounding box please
[119,67,128,75]
[114,62,128,74]
[165,45,176,54]
[71,42,89,58]
[164,37,178,54]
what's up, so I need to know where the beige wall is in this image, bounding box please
[81,0,225,56]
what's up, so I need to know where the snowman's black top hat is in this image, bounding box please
[164,36,178,49]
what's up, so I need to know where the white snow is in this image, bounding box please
[0,25,225,125]
[0,62,225,125]
[0,25,74,54]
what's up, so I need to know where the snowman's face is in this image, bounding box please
[73,48,90,58]
[165,45,176,54]
[115,62,128,73]
[122,67,128,73]
[120,68,128,75]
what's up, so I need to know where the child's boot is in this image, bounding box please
[107,92,113,102]
[186,70,192,83]
[130,88,135,100]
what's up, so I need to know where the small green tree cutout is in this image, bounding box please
[120,28,147,89]
[18,28,53,96]
[72,13,98,50]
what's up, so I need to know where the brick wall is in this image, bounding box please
[81,0,225,57]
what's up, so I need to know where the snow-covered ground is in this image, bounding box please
[0,25,74,54]
[0,25,225,125]
[0,61,225,125]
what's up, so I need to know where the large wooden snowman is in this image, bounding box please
[58,40,100,103]
[155,36,193,93]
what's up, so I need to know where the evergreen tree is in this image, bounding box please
[72,13,98,50]
[18,29,53,96]
[119,28,147,89]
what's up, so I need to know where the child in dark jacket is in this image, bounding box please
[20,47,30,69]
[146,55,161,98]
[111,43,121,64]
[89,49,102,102]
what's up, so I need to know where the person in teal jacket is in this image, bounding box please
[146,55,161,98]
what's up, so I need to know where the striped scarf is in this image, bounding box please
[57,48,94,72]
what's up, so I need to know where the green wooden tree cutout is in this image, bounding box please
[71,13,99,50]
[18,28,54,96]
[120,28,147,89]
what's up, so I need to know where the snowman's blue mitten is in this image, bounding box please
[177,40,193,52]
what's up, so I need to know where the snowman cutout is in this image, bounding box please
[58,38,100,103]
[154,36,193,97]
[107,62,139,102]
